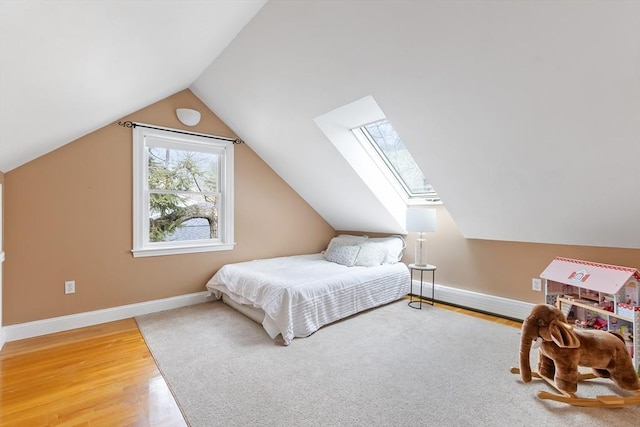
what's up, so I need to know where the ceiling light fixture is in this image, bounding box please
[176,108,201,126]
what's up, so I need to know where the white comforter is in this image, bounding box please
[206,254,410,345]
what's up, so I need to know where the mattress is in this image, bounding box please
[206,253,410,345]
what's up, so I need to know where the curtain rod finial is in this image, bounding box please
[117,121,135,128]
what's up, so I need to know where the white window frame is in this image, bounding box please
[132,124,234,257]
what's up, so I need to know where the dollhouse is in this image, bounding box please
[541,257,640,373]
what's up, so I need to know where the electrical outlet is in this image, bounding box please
[65,280,76,294]
[532,278,542,292]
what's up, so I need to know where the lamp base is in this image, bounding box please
[415,236,428,267]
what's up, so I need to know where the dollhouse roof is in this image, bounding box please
[540,257,640,295]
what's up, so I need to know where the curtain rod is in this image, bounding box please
[117,121,244,144]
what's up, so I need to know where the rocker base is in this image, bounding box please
[510,367,640,408]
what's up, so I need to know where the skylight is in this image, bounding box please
[354,119,439,202]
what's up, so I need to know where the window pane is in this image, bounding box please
[164,218,212,242]
[363,120,435,196]
[148,193,218,242]
[148,147,218,192]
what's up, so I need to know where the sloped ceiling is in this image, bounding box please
[0,0,266,172]
[193,1,640,249]
[1,1,639,249]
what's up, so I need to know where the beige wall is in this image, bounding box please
[0,169,3,329]
[398,205,640,304]
[0,172,4,244]
[4,90,640,326]
[3,90,335,325]
[0,171,4,249]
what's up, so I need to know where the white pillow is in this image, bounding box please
[325,234,368,255]
[325,243,361,267]
[354,242,387,267]
[368,235,406,264]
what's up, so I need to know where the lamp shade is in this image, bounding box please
[406,208,437,233]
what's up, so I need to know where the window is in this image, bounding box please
[132,125,234,257]
[353,119,439,202]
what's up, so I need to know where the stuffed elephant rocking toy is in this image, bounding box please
[512,304,640,407]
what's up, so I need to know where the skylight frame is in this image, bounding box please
[352,119,440,204]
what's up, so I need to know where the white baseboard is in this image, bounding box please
[413,279,533,321]
[2,291,216,344]
[1,283,530,347]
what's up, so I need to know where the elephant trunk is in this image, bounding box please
[519,318,536,383]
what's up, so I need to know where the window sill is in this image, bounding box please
[132,243,235,258]
[406,199,442,207]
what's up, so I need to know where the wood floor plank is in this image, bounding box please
[436,302,523,328]
[0,319,186,427]
[404,296,523,329]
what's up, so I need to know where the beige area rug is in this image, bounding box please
[136,300,640,426]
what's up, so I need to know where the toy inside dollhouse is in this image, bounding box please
[540,257,640,372]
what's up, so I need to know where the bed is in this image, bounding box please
[205,235,410,345]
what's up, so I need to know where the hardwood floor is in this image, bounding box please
[436,302,523,329]
[405,294,523,328]
[0,319,186,427]
[0,302,520,426]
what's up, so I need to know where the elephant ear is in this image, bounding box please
[549,320,580,348]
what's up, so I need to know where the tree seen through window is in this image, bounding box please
[147,147,219,242]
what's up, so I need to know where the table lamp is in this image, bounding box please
[406,208,436,267]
